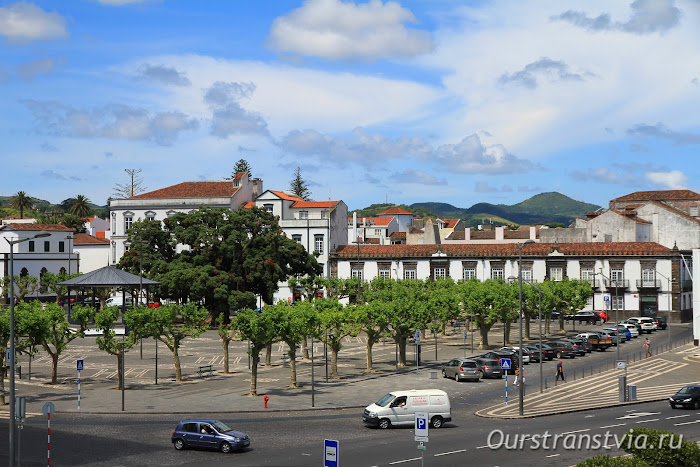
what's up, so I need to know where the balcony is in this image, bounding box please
[603,279,629,289]
[636,279,661,289]
[585,279,601,289]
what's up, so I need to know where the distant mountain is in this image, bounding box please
[403,192,601,227]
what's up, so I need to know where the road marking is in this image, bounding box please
[546,454,560,458]
[666,414,690,420]
[674,419,700,426]
[475,445,491,449]
[635,419,659,424]
[389,457,422,464]
[616,412,660,420]
[434,449,466,456]
[600,423,626,429]
[560,429,590,435]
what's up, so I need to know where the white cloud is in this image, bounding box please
[553,0,682,35]
[203,82,269,138]
[645,170,687,189]
[16,56,64,80]
[136,64,191,86]
[0,2,68,43]
[433,134,537,175]
[267,0,433,60]
[389,169,445,185]
[570,166,639,185]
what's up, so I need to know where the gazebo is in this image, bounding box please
[57,266,160,317]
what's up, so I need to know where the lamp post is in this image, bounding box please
[599,269,620,364]
[522,280,544,393]
[6,232,50,467]
[517,239,534,416]
[66,235,73,315]
[655,270,672,351]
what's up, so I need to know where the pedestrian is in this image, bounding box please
[556,360,565,381]
[643,337,651,357]
[514,368,519,386]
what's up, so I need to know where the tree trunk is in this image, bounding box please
[364,338,376,372]
[117,352,123,390]
[302,336,310,360]
[250,351,259,396]
[172,347,182,381]
[50,352,59,384]
[265,343,272,366]
[288,345,299,388]
[331,344,340,379]
[504,320,511,345]
[545,317,551,335]
[525,316,531,340]
[397,336,407,366]
[222,339,230,373]
[479,325,490,349]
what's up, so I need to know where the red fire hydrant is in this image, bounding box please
[264,394,269,409]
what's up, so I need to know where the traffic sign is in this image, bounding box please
[415,412,429,440]
[414,330,420,345]
[77,359,84,371]
[500,358,511,370]
[42,402,55,415]
[604,296,610,302]
[616,361,627,370]
[324,439,339,467]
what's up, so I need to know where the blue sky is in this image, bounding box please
[2,0,699,211]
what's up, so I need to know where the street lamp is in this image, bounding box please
[517,239,534,416]
[599,269,620,364]
[6,232,50,467]
[655,270,672,352]
[66,235,74,314]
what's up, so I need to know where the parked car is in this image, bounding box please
[441,358,480,382]
[594,311,609,322]
[576,332,613,351]
[603,326,628,342]
[473,357,503,379]
[621,320,643,334]
[561,338,587,356]
[363,390,451,429]
[668,384,700,410]
[617,323,640,338]
[596,329,619,346]
[499,346,531,364]
[571,311,602,324]
[531,343,556,360]
[627,317,656,333]
[171,419,250,453]
[524,346,543,363]
[547,341,576,359]
[653,316,668,330]
[480,350,520,374]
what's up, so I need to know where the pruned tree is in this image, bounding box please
[289,166,311,200]
[113,168,147,198]
[234,308,278,395]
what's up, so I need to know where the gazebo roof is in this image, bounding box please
[57,266,159,288]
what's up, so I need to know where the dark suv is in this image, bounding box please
[172,419,250,453]
[479,350,520,374]
[473,357,503,379]
[653,316,668,330]
[548,341,576,359]
[531,343,556,361]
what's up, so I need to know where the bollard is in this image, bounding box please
[618,374,627,402]
[264,394,269,409]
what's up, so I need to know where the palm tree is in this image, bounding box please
[10,191,33,219]
[69,195,93,218]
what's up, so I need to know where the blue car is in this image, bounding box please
[171,419,250,453]
[605,326,631,342]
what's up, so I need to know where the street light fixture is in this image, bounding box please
[517,239,534,416]
[6,232,50,467]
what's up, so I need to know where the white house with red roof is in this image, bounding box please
[347,216,398,244]
[376,206,414,232]
[108,172,262,263]
[84,217,111,239]
[73,233,110,273]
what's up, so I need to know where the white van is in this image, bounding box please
[362,389,451,429]
[105,296,132,307]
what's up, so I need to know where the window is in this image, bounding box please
[352,268,363,281]
[434,267,446,279]
[44,241,50,252]
[378,268,391,278]
[612,295,624,310]
[604,234,613,242]
[374,229,382,236]
[125,215,133,232]
[263,204,274,213]
[111,242,116,263]
[58,241,65,253]
[642,268,655,286]
[292,234,302,243]
[404,268,416,280]
[20,268,28,278]
[314,234,324,253]
[611,267,623,282]
[581,267,594,286]
[321,210,327,219]
[299,211,309,220]
[521,267,532,282]
[28,241,35,252]
[550,267,563,281]
[463,267,476,281]
[491,267,504,280]
[691,206,699,217]
[146,214,155,221]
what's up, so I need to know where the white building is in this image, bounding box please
[330,242,682,320]
[108,172,262,263]
[73,233,110,273]
[347,216,397,244]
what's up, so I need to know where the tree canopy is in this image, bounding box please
[289,166,311,200]
[230,159,252,179]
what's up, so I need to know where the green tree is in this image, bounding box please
[353,301,389,372]
[0,307,11,405]
[217,314,238,373]
[41,271,80,304]
[230,159,252,179]
[125,303,209,382]
[234,308,278,395]
[60,213,88,232]
[90,305,135,390]
[289,166,311,200]
[270,300,319,388]
[68,194,93,218]
[457,279,510,349]
[317,298,356,379]
[10,191,33,219]
[2,274,40,302]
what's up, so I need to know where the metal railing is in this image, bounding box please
[636,279,661,288]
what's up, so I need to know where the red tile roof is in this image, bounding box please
[242,201,255,209]
[377,207,414,216]
[293,200,340,208]
[232,171,247,181]
[74,233,110,245]
[334,242,672,258]
[1,223,72,232]
[270,190,304,202]
[348,216,392,226]
[389,232,406,239]
[446,231,465,240]
[438,219,460,228]
[612,190,700,202]
[130,181,238,199]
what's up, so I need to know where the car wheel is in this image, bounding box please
[694,401,700,410]
[670,403,676,409]
[220,442,232,453]
[379,418,391,429]
[556,351,563,358]
[173,439,185,450]
[430,416,443,429]
[442,369,446,378]
[479,370,484,379]
[454,373,460,382]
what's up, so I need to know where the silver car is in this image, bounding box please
[441,358,481,382]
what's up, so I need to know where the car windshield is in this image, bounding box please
[376,393,396,407]
[677,386,699,395]
[211,421,232,433]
